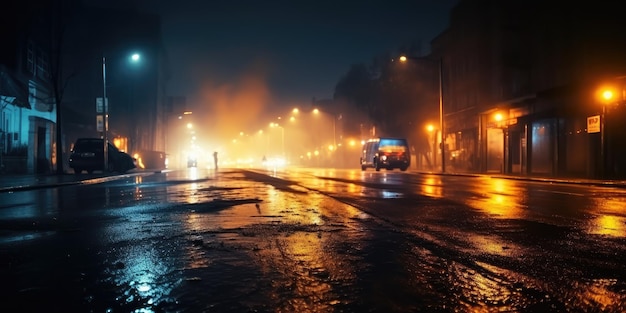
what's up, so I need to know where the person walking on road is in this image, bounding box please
[213,151,218,170]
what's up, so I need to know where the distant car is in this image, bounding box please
[187,156,197,168]
[360,137,411,171]
[69,138,136,174]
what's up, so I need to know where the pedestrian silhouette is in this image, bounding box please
[213,151,218,169]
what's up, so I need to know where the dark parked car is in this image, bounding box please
[69,138,136,174]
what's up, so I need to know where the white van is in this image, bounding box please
[360,137,410,171]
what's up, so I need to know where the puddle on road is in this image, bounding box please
[586,197,626,237]
[83,172,376,312]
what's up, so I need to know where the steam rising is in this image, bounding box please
[197,73,271,141]
[168,63,360,169]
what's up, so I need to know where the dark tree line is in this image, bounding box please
[332,47,440,152]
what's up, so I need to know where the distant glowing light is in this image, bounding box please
[130,53,141,62]
[602,90,614,101]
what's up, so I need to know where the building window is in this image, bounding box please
[36,49,49,79]
[26,42,35,74]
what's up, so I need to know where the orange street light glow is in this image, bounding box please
[603,90,614,101]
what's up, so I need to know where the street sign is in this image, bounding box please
[96,97,108,114]
[96,114,104,132]
[587,115,600,133]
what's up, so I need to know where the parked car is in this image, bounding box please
[360,137,411,171]
[69,138,136,174]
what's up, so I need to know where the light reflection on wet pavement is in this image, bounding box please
[1,168,625,312]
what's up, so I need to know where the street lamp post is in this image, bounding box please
[102,56,108,172]
[270,122,285,158]
[101,52,141,172]
[600,89,614,178]
[400,55,445,173]
[437,58,445,173]
[601,102,606,177]
[312,108,337,150]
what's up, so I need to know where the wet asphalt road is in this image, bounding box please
[1,167,625,312]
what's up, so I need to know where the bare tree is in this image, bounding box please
[45,0,79,174]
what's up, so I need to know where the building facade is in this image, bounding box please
[431,0,626,179]
[1,0,58,174]
[61,4,168,170]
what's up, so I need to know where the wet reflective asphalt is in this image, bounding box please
[1,167,625,312]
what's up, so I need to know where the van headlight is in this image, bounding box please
[381,155,387,161]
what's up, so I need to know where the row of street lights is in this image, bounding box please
[233,107,343,167]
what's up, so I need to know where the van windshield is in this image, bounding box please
[379,139,407,153]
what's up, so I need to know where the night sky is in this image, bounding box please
[91,0,457,103]
[85,0,457,141]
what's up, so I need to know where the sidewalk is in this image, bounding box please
[0,169,163,192]
[412,169,626,188]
